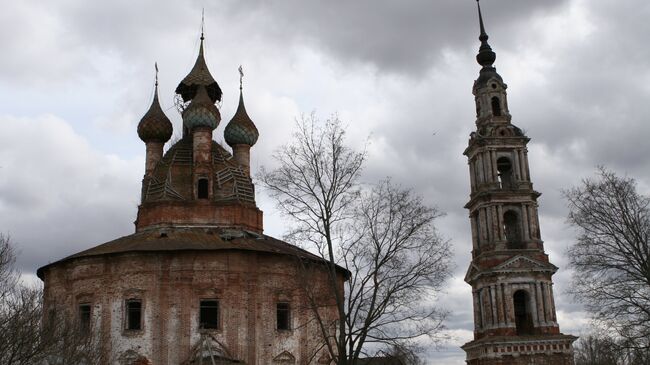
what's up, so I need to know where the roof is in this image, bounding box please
[224,90,259,147]
[137,85,173,143]
[175,40,222,103]
[37,227,349,279]
[357,357,404,365]
[141,138,256,204]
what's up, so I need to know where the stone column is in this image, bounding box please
[521,204,530,242]
[513,148,522,180]
[490,150,498,183]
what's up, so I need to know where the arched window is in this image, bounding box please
[497,157,513,189]
[491,96,502,116]
[197,178,209,199]
[503,210,522,248]
[514,290,533,335]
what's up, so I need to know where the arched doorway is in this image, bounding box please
[514,290,533,335]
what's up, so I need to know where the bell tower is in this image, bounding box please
[461,2,576,364]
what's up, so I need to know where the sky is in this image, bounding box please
[1,0,649,363]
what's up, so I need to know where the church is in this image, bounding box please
[36,2,577,365]
[37,30,345,365]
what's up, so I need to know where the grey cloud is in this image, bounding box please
[0,115,142,272]
[217,0,569,75]
[2,1,649,363]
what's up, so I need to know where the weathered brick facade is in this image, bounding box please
[38,35,343,365]
[461,3,576,364]
[41,245,340,364]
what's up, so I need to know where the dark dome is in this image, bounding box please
[175,40,222,103]
[182,86,220,131]
[224,91,259,147]
[137,90,173,143]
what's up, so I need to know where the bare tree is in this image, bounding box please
[573,333,650,365]
[377,343,425,365]
[0,234,104,365]
[573,335,621,365]
[564,168,650,352]
[259,114,452,364]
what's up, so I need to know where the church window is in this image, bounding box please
[491,97,501,116]
[125,299,142,330]
[199,299,219,329]
[197,178,209,199]
[496,157,513,189]
[78,303,91,333]
[503,210,522,249]
[277,302,291,330]
[514,290,533,335]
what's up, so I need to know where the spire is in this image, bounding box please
[175,12,222,104]
[225,66,259,147]
[138,63,173,143]
[475,0,496,68]
[199,8,205,57]
[201,8,205,41]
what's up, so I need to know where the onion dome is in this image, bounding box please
[175,35,222,103]
[182,85,220,130]
[225,90,259,147]
[137,73,173,143]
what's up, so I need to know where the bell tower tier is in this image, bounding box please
[461,2,576,364]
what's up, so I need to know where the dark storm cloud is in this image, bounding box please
[216,0,569,74]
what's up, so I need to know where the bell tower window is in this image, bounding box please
[491,97,501,116]
[514,290,533,335]
[497,157,513,189]
[197,178,209,199]
[503,210,522,249]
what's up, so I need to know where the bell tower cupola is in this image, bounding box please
[461,2,577,364]
[473,0,511,126]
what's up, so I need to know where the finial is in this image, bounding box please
[475,0,496,68]
[238,65,244,91]
[200,8,205,41]
[153,62,160,101]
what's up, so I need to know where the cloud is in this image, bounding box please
[0,114,142,271]
[2,0,650,364]
[217,0,569,75]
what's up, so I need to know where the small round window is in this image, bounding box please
[491,83,497,89]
